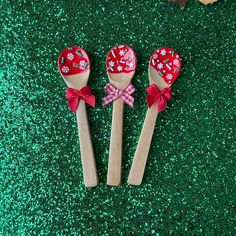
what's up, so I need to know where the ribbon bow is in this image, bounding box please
[66,86,95,112]
[102,83,135,107]
[146,84,172,112]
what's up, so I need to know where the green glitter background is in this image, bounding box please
[1,0,236,235]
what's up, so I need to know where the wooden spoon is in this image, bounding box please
[58,46,98,187]
[128,47,182,185]
[105,45,137,186]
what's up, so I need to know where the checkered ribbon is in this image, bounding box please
[102,83,135,107]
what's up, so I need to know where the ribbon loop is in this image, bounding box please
[146,84,172,112]
[66,86,95,112]
[102,83,135,107]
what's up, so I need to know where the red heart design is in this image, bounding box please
[106,45,137,74]
[150,47,182,85]
[58,46,90,76]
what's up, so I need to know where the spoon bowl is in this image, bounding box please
[149,47,182,87]
[58,46,91,89]
[106,45,137,89]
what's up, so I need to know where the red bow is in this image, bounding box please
[66,86,95,112]
[146,84,172,112]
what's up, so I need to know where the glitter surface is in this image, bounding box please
[1,0,236,234]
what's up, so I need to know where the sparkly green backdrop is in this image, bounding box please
[1,0,236,235]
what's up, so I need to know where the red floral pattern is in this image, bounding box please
[58,46,90,76]
[150,47,182,84]
[106,45,137,73]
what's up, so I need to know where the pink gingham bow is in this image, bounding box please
[102,83,135,107]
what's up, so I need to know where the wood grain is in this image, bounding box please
[76,100,98,187]
[127,104,158,185]
[107,98,124,186]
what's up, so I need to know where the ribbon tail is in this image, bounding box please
[85,95,95,108]
[102,95,115,106]
[121,94,134,107]
[78,86,96,108]
[146,95,156,108]
[67,98,79,113]
[157,97,167,113]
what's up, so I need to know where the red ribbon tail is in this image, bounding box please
[79,86,96,108]
[146,95,156,108]
[66,88,79,112]
[157,97,167,113]
[67,98,79,113]
[85,95,96,108]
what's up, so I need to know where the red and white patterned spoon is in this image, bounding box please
[128,47,182,185]
[58,46,98,187]
[105,45,137,186]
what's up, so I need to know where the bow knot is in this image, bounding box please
[114,88,124,97]
[102,83,135,107]
[66,86,95,112]
[146,84,172,112]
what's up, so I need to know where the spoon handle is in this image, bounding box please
[107,98,124,186]
[128,104,158,185]
[76,100,98,187]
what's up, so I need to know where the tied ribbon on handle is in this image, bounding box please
[102,83,135,107]
[146,84,172,112]
[66,86,95,112]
